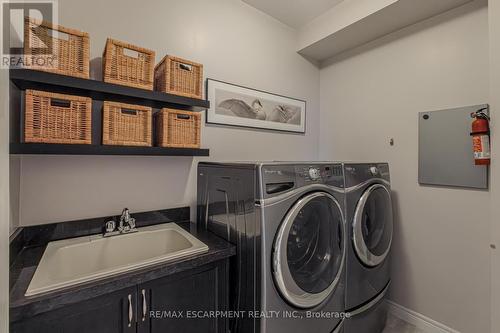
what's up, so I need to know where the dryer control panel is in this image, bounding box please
[343,163,390,188]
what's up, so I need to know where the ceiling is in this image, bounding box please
[242,0,345,29]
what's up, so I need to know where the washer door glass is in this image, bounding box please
[353,184,393,267]
[273,192,345,309]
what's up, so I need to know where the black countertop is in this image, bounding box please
[10,219,235,323]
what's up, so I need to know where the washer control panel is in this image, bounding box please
[308,167,321,180]
[299,165,343,184]
[369,166,379,176]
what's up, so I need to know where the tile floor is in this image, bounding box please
[382,314,427,333]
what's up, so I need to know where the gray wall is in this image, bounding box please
[489,0,500,332]
[319,1,489,332]
[13,0,320,226]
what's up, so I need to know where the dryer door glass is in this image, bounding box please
[353,184,393,267]
[273,192,345,309]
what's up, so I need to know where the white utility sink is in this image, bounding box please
[26,223,208,296]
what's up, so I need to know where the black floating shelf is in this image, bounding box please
[10,143,210,157]
[10,69,209,111]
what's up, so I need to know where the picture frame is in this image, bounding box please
[206,79,306,133]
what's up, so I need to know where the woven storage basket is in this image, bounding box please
[103,101,152,146]
[24,17,90,78]
[103,39,155,90]
[25,90,92,144]
[154,56,203,99]
[155,109,201,148]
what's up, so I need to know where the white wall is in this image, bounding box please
[488,0,500,332]
[14,0,320,226]
[8,2,496,332]
[319,1,489,332]
[1,64,10,332]
[298,0,398,51]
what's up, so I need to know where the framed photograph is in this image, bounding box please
[206,79,306,133]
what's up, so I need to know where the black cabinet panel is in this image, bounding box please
[11,260,229,333]
[11,287,137,333]
[138,261,228,333]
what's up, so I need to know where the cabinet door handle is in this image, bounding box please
[128,294,133,327]
[141,289,147,322]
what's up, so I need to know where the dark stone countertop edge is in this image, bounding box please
[9,221,236,323]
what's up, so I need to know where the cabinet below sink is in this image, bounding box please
[11,259,229,333]
[10,210,236,333]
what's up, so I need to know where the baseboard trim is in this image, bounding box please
[386,301,461,333]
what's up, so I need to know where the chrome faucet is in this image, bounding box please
[119,208,136,231]
[104,208,137,237]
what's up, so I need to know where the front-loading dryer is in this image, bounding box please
[197,162,346,333]
[342,163,393,333]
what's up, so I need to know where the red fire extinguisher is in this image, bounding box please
[470,108,490,165]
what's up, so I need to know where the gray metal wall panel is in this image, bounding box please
[418,104,489,189]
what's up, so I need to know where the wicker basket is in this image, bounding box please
[25,90,92,144]
[155,109,201,148]
[103,39,155,90]
[154,56,203,99]
[103,101,152,146]
[24,17,90,78]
